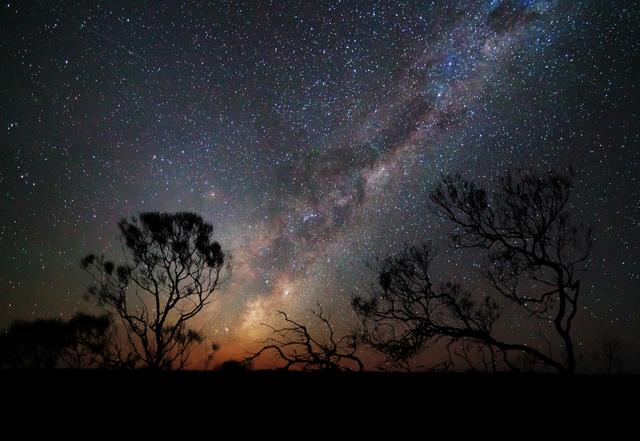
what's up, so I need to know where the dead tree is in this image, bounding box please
[81,212,230,370]
[247,304,363,372]
[353,169,591,373]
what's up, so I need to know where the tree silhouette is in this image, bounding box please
[0,313,115,369]
[353,169,591,373]
[81,212,230,370]
[247,304,363,371]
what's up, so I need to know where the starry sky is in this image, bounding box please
[1,0,639,369]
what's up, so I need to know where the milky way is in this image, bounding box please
[2,1,639,367]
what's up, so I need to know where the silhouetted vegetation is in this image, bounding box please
[2,181,626,376]
[247,304,363,371]
[0,313,114,368]
[593,336,624,374]
[81,212,230,370]
[216,359,252,373]
[353,169,591,373]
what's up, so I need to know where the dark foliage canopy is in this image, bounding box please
[81,212,230,369]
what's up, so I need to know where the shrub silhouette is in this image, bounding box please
[0,313,114,368]
[216,359,252,373]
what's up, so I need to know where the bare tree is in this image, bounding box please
[247,304,363,372]
[81,212,230,370]
[353,169,591,373]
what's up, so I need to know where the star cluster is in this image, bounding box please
[1,1,639,367]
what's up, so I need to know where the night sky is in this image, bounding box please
[1,0,639,369]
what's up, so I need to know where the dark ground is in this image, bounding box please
[3,370,638,424]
